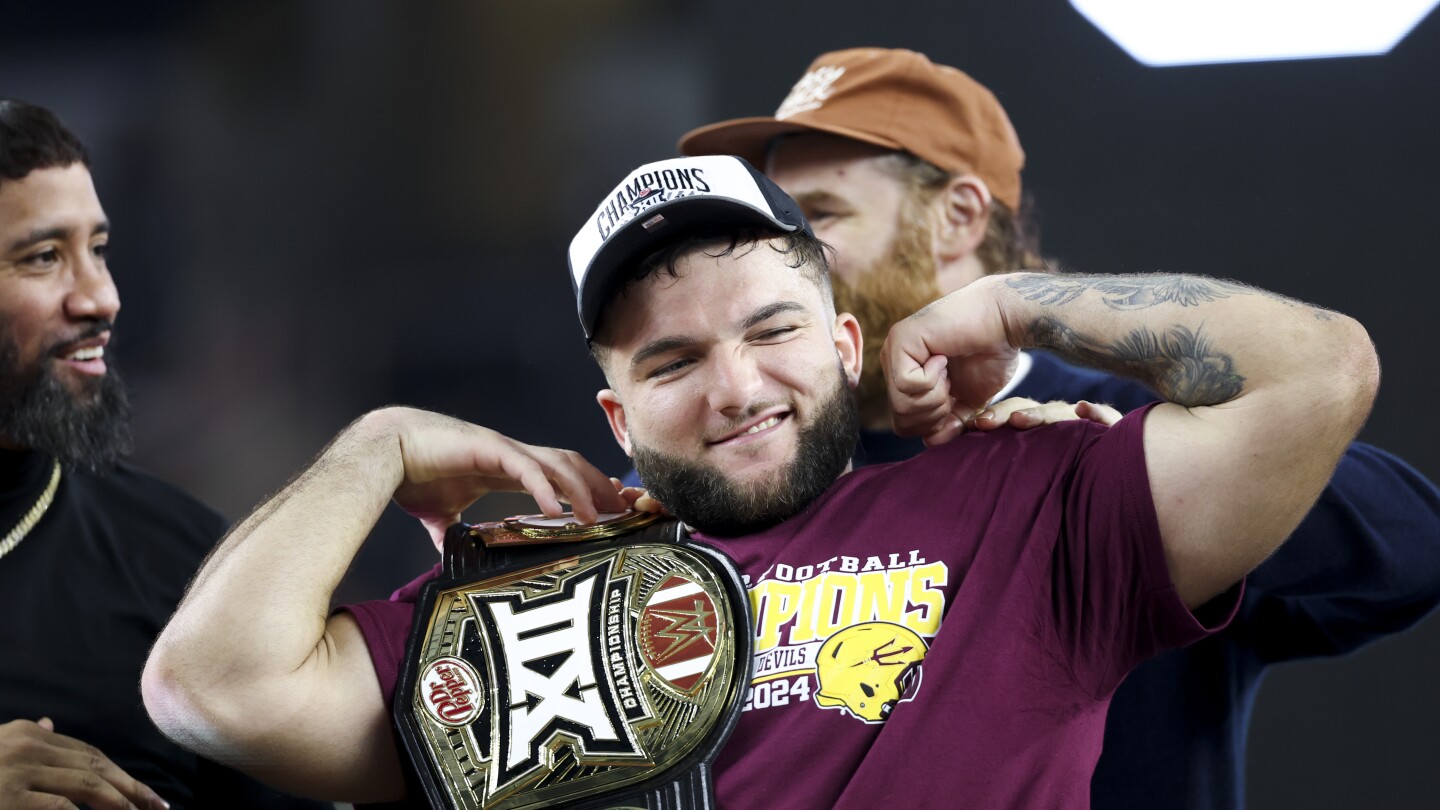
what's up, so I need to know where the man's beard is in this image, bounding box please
[0,323,133,472]
[831,210,943,428]
[632,368,859,537]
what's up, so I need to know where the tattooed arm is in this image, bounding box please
[881,272,1380,608]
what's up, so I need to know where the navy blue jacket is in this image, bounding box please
[628,350,1440,809]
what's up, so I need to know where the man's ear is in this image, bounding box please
[934,174,993,263]
[833,312,863,389]
[596,389,633,457]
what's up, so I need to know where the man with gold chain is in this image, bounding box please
[0,98,326,810]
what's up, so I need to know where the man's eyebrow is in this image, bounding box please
[628,302,808,373]
[740,301,807,331]
[6,219,109,254]
[630,336,696,372]
[8,226,67,254]
[790,189,848,209]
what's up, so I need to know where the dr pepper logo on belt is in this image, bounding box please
[420,657,483,726]
[404,543,742,809]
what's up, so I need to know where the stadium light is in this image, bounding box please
[1069,0,1439,66]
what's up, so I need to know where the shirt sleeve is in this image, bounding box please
[1051,403,1242,699]
[338,564,442,708]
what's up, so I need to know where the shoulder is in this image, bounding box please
[910,405,1153,495]
[839,418,1110,499]
[69,461,227,549]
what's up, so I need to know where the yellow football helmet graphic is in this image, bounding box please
[814,622,928,723]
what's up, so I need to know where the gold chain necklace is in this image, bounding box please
[0,459,62,561]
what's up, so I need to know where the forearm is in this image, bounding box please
[994,272,1376,416]
[144,410,403,746]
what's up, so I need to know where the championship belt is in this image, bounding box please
[394,510,752,809]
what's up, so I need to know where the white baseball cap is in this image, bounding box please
[568,155,813,341]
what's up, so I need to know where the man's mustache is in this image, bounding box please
[45,320,115,356]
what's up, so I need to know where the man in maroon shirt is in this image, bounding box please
[143,155,1378,807]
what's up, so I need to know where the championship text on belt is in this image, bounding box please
[394,510,752,810]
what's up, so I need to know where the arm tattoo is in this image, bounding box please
[1024,316,1245,406]
[1005,274,1253,310]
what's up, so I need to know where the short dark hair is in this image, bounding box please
[0,98,90,185]
[589,228,833,366]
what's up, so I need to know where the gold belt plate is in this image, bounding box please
[408,541,742,809]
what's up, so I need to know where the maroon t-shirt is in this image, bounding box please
[345,405,1236,808]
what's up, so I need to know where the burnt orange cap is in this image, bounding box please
[679,48,1025,210]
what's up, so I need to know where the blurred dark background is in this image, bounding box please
[4,1,1437,806]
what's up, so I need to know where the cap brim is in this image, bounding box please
[580,195,798,340]
[678,116,907,166]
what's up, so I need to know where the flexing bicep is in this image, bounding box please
[145,612,406,804]
[1143,400,1347,609]
[932,273,1379,609]
[247,612,406,801]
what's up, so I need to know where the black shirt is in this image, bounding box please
[0,449,327,809]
